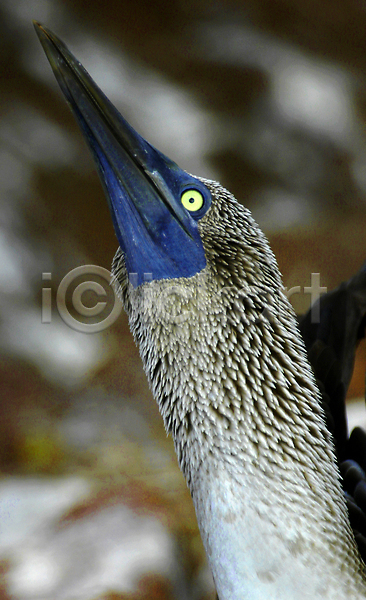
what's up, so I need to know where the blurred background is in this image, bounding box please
[1,0,366,598]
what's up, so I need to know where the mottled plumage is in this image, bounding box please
[112,179,366,598]
[35,23,366,600]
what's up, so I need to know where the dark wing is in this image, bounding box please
[298,263,366,561]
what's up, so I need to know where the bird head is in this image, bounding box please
[33,22,282,316]
[34,23,308,469]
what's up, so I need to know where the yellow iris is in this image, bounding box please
[181,189,204,212]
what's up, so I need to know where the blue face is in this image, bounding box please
[34,22,212,287]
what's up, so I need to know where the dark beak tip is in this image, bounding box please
[33,20,45,37]
[32,21,52,50]
[32,22,62,51]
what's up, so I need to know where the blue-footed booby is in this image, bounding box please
[34,22,366,599]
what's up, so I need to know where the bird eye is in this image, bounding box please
[181,189,204,212]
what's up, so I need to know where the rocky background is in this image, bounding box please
[0,0,366,598]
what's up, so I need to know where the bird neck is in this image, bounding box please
[125,266,365,598]
[115,184,366,598]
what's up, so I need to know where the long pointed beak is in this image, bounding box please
[34,22,210,286]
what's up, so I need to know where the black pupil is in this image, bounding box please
[189,197,195,203]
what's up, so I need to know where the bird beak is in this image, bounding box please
[34,22,209,287]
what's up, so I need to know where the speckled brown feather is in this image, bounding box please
[112,178,366,598]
